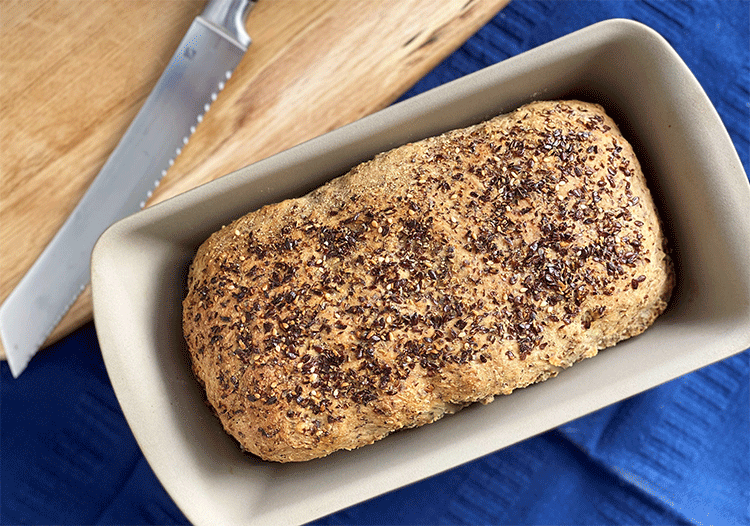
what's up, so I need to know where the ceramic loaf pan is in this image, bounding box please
[92,19,750,526]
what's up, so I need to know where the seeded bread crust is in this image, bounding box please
[183,100,674,462]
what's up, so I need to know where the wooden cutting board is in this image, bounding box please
[0,0,509,360]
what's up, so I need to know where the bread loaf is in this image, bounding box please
[183,100,674,462]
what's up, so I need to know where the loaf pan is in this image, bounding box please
[91,19,750,526]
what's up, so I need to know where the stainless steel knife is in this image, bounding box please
[0,0,258,377]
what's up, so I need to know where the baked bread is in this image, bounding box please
[183,100,674,462]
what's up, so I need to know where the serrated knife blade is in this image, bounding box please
[1,0,257,377]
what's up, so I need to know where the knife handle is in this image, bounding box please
[201,0,257,48]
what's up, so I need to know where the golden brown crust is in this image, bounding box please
[183,100,674,462]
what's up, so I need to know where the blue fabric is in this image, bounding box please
[2,1,748,524]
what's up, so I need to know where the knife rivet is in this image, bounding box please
[154,179,160,188]
[183,136,189,145]
[169,159,175,166]
[176,148,182,156]
[147,190,153,198]
[190,126,196,134]
[211,92,218,102]
[204,103,210,112]
[225,70,232,80]
[161,169,167,177]
[197,115,204,123]
[140,201,146,209]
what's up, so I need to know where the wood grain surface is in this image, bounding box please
[0,0,509,360]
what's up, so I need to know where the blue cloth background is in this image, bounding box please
[2,1,748,524]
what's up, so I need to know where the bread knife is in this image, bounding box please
[0,0,257,377]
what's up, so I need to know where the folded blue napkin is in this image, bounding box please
[2,1,748,524]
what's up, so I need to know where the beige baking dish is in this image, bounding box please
[92,19,750,526]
